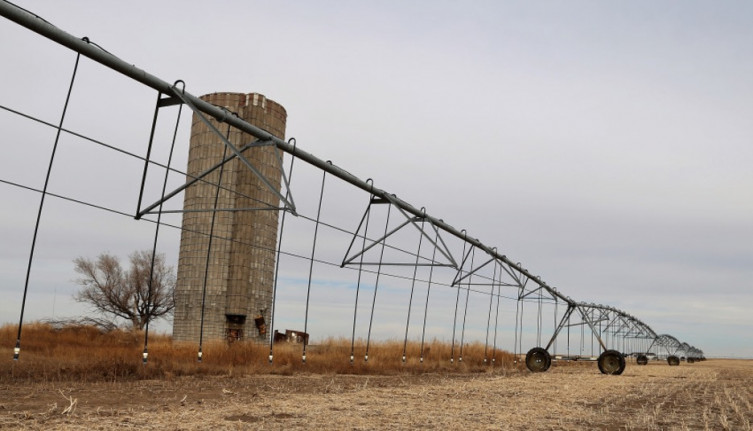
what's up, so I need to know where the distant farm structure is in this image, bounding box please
[173,92,286,346]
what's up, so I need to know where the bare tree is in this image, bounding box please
[73,250,175,330]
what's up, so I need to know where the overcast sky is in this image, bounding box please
[1,1,751,359]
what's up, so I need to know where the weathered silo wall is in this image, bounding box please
[173,92,286,343]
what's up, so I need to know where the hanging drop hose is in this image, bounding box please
[268,139,298,364]
[402,216,426,363]
[517,290,525,362]
[536,286,543,347]
[349,187,373,364]
[197,122,232,363]
[553,298,559,356]
[580,319,585,356]
[14,50,80,361]
[419,230,440,364]
[483,255,499,363]
[364,203,391,363]
[567,313,571,357]
[142,84,185,364]
[491,264,502,365]
[458,247,476,363]
[450,233,469,364]
[302,170,327,363]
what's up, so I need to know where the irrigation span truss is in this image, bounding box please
[0,1,703,374]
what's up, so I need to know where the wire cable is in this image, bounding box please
[0,103,271,211]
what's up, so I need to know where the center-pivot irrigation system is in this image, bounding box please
[1,1,703,374]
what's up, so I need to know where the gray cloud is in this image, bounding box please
[1,1,751,358]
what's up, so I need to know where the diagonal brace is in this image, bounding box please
[170,86,296,214]
[342,196,457,268]
[391,202,457,269]
[544,304,575,350]
[136,139,273,219]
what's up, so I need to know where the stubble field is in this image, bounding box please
[2,358,751,430]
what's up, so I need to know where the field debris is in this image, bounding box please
[0,359,751,429]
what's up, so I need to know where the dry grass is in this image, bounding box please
[0,322,518,382]
[2,323,752,430]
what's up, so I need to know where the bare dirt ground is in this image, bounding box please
[1,359,751,430]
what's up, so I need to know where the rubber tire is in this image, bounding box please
[636,354,649,365]
[598,350,626,375]
[687,357,694,364]
[667,355,680,366]
[525,347,551,373]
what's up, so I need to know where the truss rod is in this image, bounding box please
[544,304,575,350]
[136,139,271,219]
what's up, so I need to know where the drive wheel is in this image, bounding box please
[636,354,648,365]
[667,355,680,366]
[525,347,551,373]
[598,350,626,375]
